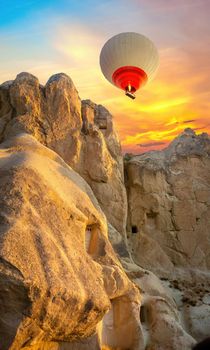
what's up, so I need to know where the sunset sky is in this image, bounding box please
[0,0,209,153]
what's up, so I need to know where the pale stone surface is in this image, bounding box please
[160,267,210,342]
[0,133,140,350]
[125,128,210,342]
[2,72,82,168]
[0,73,127,236]
[126,128,210,271]
[122,261,196,350]
[80,100,127,236]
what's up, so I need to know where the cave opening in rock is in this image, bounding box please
[131,225,138,234]
[85,225,99,256]
[140,305,146,323]
[101,296,139,350]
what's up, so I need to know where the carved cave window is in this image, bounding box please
[140,305,147,323]
[85,225,99,256]
[131,225,138,234]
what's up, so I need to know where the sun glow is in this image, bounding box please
[0,1,209,155]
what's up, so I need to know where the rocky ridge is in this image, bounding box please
[125,128,210,341]
[0,72,127,237]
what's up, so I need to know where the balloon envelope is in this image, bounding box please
[100,32,159,97]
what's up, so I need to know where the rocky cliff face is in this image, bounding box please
[125,128,210,341]
[0,72,205,350]
[0,73,138,350]
[0,133,140,350]
[0,73,127,237]
[80,99,127,236]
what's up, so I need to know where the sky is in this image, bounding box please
[0,0,210,154]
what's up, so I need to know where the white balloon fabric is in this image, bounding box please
[100,32,159,97]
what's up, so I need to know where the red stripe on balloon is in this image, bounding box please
[112,66,148,92]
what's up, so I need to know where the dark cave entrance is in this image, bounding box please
[131,225,138,234]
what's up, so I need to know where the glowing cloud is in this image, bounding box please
[0,0,209,154]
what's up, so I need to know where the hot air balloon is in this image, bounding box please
[100,32,159,99]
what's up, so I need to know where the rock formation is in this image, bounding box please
[81,100,127,237]
[123,262,195,350]
[0,133,140,350]
[125,128,210,342]
[0,72,206,349]
[0,73,127,237]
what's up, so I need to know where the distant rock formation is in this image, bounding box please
[125,128,210,341]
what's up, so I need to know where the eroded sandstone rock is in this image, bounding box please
[0,73,127,236]
[0,73,204,349]
[0,133,140,350]
[120,259,196,350]
[80,100,127,236]
[125,128,210,342]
